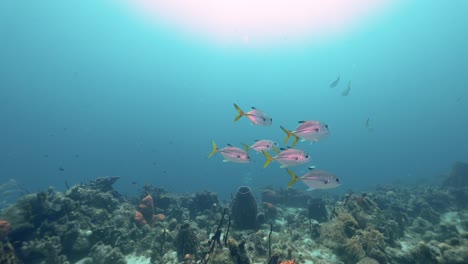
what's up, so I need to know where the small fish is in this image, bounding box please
[262,148,310,168]
[58,167,65,172]
[329,76,340,88]
[131,181,137,185]
[209,140,250,163]
[280,120,330,147]
[242,140,279,153]
[341,81,351,96]
[287,167,341,190]
[233,103,272,126]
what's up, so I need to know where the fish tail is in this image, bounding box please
[241,143,250,153]
[280,126,293,144]
[287,169,298,188]
[208,140,219,158]
[262,150,273,168]
[272,145,280,154]
[233,103,245,122]
[291,135,300,147]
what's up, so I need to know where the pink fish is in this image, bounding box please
[242,140,278,153]
[280,120,330,147]
[233,103,272,126]
[262,148,310,168]
[208,140,250,163]
[287,167,341,190]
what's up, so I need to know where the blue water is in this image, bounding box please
[1,0,467,199]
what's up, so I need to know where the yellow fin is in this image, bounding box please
[287,169,298,188]
[291,135,300,147]
[208,140,219,158]
[233,103,245,122]
[280,126,293,144]
[272,146,279,154]
[241,143,250,153]
[262,150,273,168]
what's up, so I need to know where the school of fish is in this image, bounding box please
[209,103,342,191]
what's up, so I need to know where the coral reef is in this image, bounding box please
[0,220,10,240]
[230,186,258,230]
[0,240,20,264]
[307,198,328,223]
[175,222,199,261]
[134,195,154,226]
[0,169,468,264]
[443,161,468,187]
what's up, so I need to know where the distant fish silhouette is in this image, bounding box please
[58,166,65,172]
[329,76,340,88]
[342,81,351,96]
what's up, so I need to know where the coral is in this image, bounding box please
[443,161,468,188]
[188,191,219,218]
[262,189,281,205]
[175,222,199,260]
[88,241,126,264]
[153,213,166,221]
[262,202,278,220]
[357,257,379,264]
[0,220,10,240]
[0,240,20,264]
[230,186,258,230]
[227,238,251,264]
[21,236,68,264]
[307,198,328,223]
[133,194,165,227]
[409,241,441,264]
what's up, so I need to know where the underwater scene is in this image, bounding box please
[1,0,468,263]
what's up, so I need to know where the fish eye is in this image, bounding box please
[237,155,240,158]
[262,117,266,121]
[336,178,340,182]
[270,118,272,121]
[305,155,309,158]
[325,124,329,128]
[315,128,319,132]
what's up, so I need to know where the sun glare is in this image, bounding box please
[121,0,396,47]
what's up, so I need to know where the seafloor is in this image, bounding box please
[0,162,467,264]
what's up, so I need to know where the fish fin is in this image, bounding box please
[306,187,315,191]
[241,143,250,152]
[208,140,219,158]
[308,166,316,170]
[280,126,293,144]
[291,135,300,147]
[233,103,245,122]
[287,169,298,188]
[272,146,279,154]
[262,151,273,168]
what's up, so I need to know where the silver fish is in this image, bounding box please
[233,103,272,126]
[329,76,340,88]
[242,139,278,153]
[209,140,250,163]
[341,81,351,96]
[287,167,341,190]
[280,120,330,147]
[262,148,310,168]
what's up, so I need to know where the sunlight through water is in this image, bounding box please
[120,0,398,47]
